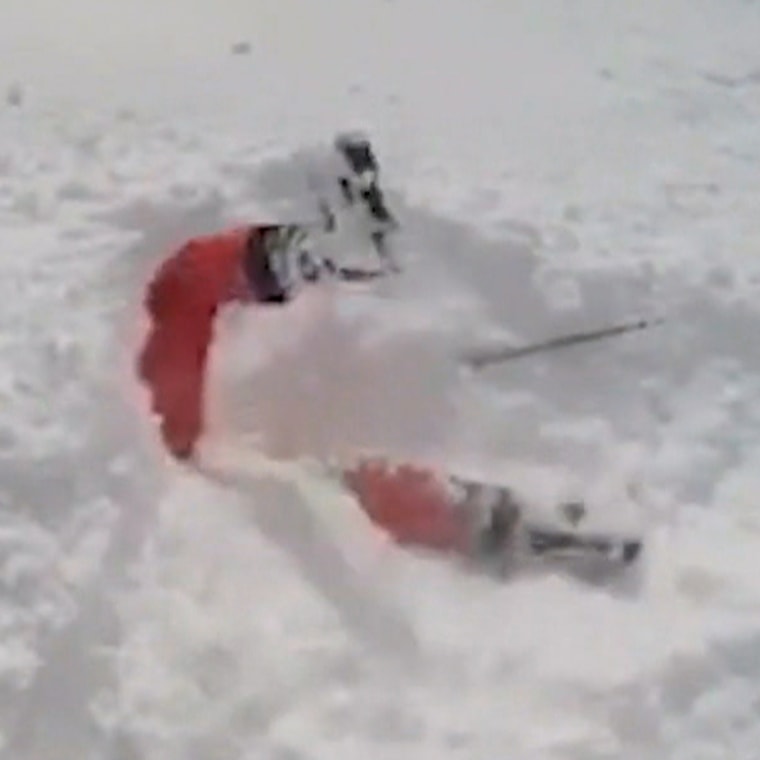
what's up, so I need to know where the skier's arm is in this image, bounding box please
[138,310,214,461]
[137,244,217,461]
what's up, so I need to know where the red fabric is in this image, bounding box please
[137,227,254,459]
[343,459,469,554]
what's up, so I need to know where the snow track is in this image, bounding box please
[2,1,760,758]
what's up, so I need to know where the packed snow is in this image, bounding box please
[3,0,760,758]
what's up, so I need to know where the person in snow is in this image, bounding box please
[137,133,397,462]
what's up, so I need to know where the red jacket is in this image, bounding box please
[137,226,263,459]
[137,223,386,460]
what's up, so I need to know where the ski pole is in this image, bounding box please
[462,316,665,370]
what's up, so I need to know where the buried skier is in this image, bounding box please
[135,130,642,572]
[137,132,398,461]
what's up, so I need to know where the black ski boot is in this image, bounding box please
[449,477,522,567]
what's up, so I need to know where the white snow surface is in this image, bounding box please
[3,1,760,758]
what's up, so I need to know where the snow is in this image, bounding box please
[3,0,760,758]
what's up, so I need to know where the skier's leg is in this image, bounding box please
[343,460,471,554]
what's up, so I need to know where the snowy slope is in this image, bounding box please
[3,1,760,758]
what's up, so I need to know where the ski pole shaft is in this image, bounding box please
[463,316,664,370]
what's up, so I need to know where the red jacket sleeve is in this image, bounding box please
[137,240,229,459]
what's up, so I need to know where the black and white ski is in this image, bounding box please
[452,476,643,569]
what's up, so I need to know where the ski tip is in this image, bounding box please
[527,528,644,567]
